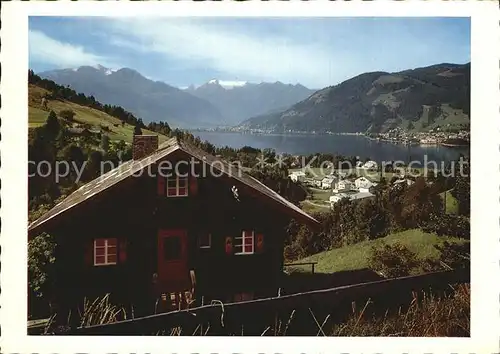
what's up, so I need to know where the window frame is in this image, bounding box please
[234,230,254,255]
[166,174,189,197]
[93,238,118,266]
[199,233,212,249]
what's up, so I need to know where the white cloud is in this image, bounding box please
[105,19,348,88]
[29,30,117,69]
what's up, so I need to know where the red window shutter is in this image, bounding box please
[157,175,165,196]
[119,239,127,263]
[225,236,233,255]
[256,233,264,253]
[85,240,94,266]
[189,175,198,196]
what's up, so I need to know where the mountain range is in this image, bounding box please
[239,63,470,133]
[39,62,470,133]
[39,65,314,128]
[184,80,315,125]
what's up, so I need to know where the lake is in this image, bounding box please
[192,131,469,163]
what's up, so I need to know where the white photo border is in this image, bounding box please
[1,1,499,353]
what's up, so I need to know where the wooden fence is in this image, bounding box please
[69,268,469,335]
[283,261,318,274]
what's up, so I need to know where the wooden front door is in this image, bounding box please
[157,229,189,292]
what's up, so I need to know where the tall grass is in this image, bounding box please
[331,284,470,336]
[78,294,130,328]
[42,294,130,333]
[43,285,469,336]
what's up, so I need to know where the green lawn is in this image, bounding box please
[300,200,330,214]
[439,190,459,215]
[28,84,168,144]
[29,106,51,127]
[298,187,332,214]
[294,229,468,274]
[310,188,331,202]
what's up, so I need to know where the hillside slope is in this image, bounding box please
[39,66,225,129]
[240,63,470,133]
[29,84,168,144]
[293,229,468,274]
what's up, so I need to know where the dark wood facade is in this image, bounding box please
[43,149,292,317]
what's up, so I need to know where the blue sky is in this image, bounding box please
[29,17,470,89]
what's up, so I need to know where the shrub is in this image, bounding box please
[28,233,56,298]
[421,241,471,272]
[59,109,76,122]
[436,241,470,269]
[45,110,61,139]
[100,125,111,132]
[422,214,470,239]
[368,242,419,278]
[284,243,305,262]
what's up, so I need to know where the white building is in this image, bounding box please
[321,177,337,190]
[361,160,378,170]
[304,178,322,188]
[355,176,377,190]
[289,171,306,182]
[329,193,350,204]
[329,191,375,207]
[312,179,323,188]
[350,191,375,201]
[333,180,354,193]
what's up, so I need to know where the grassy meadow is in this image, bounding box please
[292,229,468,274]
[29,85,167,144]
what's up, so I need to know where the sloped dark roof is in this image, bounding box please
[176,138,318,225]
[28,137,319,236]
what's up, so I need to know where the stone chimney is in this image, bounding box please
[133,135,159,160]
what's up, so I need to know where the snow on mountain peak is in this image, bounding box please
[90,64,118,75]
[93,64,108,71]
[205,79,248,89]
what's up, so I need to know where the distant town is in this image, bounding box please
[288,160,415,211]
[365,127,470,147]
[192,126,470,148]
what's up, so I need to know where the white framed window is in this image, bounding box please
[94,238,117,266]
[166,174,188,197]
[234,231,254,255]
[199,233,211,249]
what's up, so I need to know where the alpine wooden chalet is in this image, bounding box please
[28,135,319,315]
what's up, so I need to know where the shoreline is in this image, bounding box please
[440,143,470,148]
[361,135,469,149]
[192,130,470,149]
[191,130,364,137]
